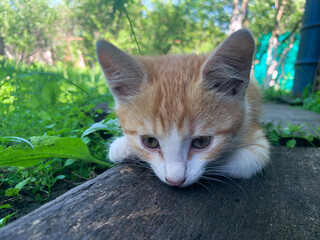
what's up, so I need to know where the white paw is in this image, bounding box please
[108,136,133,163]
[222,142,270,179]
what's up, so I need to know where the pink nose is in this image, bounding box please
[165,177,186,186]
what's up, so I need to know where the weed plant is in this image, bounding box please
[301,87,320,114]
[0,58,118,224]
[263,85,320,114]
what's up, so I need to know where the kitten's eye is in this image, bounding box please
[191,136,212,149]
[141,136,160,149]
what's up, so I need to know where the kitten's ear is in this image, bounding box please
[96,40,146,103]
[202,29,255,97]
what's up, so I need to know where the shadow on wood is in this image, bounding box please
[0,147,319,240]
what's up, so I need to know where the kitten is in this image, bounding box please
[96,29,270,187]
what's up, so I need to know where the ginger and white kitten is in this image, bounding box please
[96,29,270,187]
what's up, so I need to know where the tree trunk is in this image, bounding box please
[264,35,279,87]
[272,37,296,87]
[0,35,5,56]
[264,0,288,88]
[76,49,86,68]
[229,0,249,34]
[0,147,319,240]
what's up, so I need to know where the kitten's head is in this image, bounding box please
[97,29,255,187]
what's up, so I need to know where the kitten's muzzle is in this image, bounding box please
[165,177,186,187]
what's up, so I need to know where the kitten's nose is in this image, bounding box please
[165,177,186,186]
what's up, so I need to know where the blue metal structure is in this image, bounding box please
[292,0,320,95]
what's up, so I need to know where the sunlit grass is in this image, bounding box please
[0,58,112,137]
[0,59,116,215]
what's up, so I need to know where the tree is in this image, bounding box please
[264,0,290,87]
[0,0,58,62]
[248,0,304,88]
[229,0,249,34]
[67,0,132,58]
[136,0,228,55]
[0,0,13,56]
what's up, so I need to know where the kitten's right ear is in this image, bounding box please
[96,40,146,103]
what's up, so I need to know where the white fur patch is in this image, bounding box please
[108,136,132,163]
[221,131,270,178]
[153,127,189,185]
[146,126,210,186]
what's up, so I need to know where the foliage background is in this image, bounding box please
[0,0,305,77]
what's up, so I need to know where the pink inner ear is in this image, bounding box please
[105,65,121,79]
[113,85,130,97]
[115,86,126,96]
[97,50,114,72]
[201,30,255,97]
[96,40,146,102]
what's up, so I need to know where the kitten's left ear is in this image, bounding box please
[96,40,146,103]
[202,29,255,97]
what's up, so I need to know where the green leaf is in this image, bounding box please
[15,177,31,190]
[269,131,279,143]
[282,127,292,136]
[34,160,54,173]
[63,158,77,167]
[52,175,66,185]
[0,212,17,228]
[81,117,121,139]
[54,175,65,181]
[45,123,56,129]
[5,188,20,197]
[264,122,273,130]
[39,111,51,121]
[95,108,103,114]
[288,122,304,133]
[36,193,43,202]
[0,204,11,210]
[286,139,296,148]
[304,134,314,143]
[0,136,111,167]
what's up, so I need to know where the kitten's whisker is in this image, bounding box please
[221,175,246,197]
[200,176,227,184]
[202,171,246,196]
[196,181,215,197]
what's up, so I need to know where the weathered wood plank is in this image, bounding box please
[0,147,319,240]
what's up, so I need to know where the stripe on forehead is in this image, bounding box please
[116,53,243,138]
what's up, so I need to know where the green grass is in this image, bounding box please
[262,85,320,114]
[301,89,320,113]
[0,58,120,225]
[0,58,113,137]
[262,121,320,148]
[262,86,320,148]
[262,86,290,102]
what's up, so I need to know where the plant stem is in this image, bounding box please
[123,4,142,55]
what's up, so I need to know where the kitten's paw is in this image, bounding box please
[108,136,133,163]
[223,131,270,179]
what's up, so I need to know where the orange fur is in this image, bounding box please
[116,54,263,162]
[97,29,270,186]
